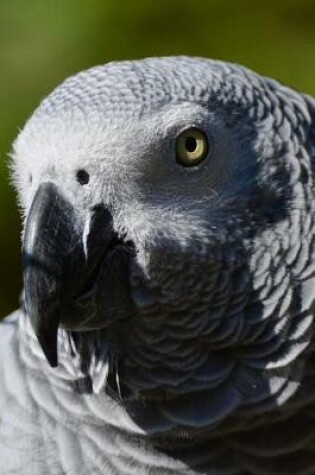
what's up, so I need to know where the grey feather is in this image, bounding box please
[1,56,315,473]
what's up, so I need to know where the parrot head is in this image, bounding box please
[11,57,315,429]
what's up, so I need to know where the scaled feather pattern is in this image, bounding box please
[1,57,315,473]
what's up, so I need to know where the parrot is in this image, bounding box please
[1,56,315,474]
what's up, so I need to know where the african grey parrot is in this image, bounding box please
[1,56,315,474]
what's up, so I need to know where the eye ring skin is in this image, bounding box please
[176,127,209,167]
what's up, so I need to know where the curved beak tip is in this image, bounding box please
[36,327,59,367]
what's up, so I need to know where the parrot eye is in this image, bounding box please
[176,128,208,167]
[76,169,90,185]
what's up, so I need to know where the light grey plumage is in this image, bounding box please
[1,56,315,474]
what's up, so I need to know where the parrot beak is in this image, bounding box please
[22,182,126,367]
[23,182,83,367]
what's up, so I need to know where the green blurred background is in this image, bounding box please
[1,0,315,316]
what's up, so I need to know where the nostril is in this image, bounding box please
[76,169,90,185]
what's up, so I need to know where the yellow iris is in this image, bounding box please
[176,128,208,167]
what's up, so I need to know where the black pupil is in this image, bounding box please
[76,169,90,185]
[185,136,197,153]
